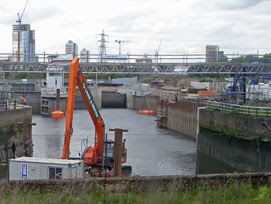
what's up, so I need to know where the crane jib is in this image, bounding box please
[82,82,99,120]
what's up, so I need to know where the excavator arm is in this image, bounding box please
[62,58,105,163]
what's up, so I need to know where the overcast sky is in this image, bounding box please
[0,0,271,55]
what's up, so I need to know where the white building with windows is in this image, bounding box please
[80,48,89,62]
[65,40,78,57]
[9,157,84,180]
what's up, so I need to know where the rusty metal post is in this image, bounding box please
[109,128,128,177]
[56,89,60,110]
[17,122,36,156]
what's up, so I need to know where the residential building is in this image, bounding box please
[80,48,89,62]
[65,40,78,57]
[12,24,37,62]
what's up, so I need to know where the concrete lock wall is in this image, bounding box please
[166,102,199,138]
[102,92,126,108]
[1,173,271,194]
[75,89,102,110]
[200,109,271,142]
[157,100,203,138]
[0,106,32,162]
[133,95,160,110]
[27,97,41,114]
[126,92,134,109]
[198,132,271,173]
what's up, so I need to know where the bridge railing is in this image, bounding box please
[201,100,271,117]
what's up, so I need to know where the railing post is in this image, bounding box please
[14,100,16,110]
[6,100,8,110]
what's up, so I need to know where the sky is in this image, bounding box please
[0,0,271,55]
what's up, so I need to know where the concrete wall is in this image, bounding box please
[41,96,67,116]
[198,132,271,173]
[0,107,32,128]
[200,109,271,142]
[166,101,199,138]
[157,100,203,138]
[102,92,126,108]
[1,173,271,193]
[156,99,271,142]
[126,92,134,109]
[133,95,160,110]
[27,97,41,114]
[75,89,102,109]
[0,107,32,162]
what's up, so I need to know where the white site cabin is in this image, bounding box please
[9,157,84,181]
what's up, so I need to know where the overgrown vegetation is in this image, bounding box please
[5,73,46,79]
[0,123,17,144]
[0,183,271,204]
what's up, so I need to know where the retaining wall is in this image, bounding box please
[200,109,271,142]
[0,173,270,194]
[133,95,160,110]
[0,106,32,162]
[75,89,102,109]
[102,92,126,108]
[157,100,203,138]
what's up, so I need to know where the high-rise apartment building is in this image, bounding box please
[206,45,228,62]
[65,40,78,57]
[12,24,37,62]
[206,45,219,62]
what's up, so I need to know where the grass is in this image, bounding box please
[1,183,271,204]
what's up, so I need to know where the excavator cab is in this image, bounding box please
[103,139,127,169]
[103,141,114,168]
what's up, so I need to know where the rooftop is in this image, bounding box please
[9,157,83,165]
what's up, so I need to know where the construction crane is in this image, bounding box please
[155,39,163,63]
[115,40,131,55]
[16,0,29,24]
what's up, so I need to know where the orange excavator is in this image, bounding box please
[62,58,127,171]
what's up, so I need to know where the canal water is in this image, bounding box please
[32,109,196,176]
[2,108,271,180]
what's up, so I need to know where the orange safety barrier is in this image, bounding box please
[138,110,156,115]
[197,90,218,96]
[51,110,64,119]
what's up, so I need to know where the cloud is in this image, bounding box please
[23,6,63,24]
[1,0,271,55]
[215,0,265,10]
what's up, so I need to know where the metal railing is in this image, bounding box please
[202,100,271,117]
[0,100,24,111]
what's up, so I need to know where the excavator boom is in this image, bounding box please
[62,58,104,161]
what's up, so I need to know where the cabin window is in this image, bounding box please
[49,167,62,179]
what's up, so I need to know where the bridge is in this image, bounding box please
[1,53,271,75]
[1,61,271,76]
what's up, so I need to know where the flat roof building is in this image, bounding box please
[206,45,219,62]
[65,40,78,58]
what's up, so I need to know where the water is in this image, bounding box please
[32,109,196,176]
